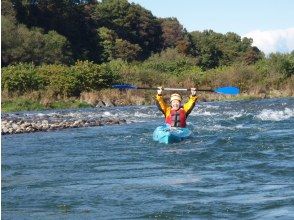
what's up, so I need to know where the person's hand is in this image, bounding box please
[191,88,197,96]
[157,87,163,95]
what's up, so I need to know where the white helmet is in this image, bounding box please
[170,93,182,102]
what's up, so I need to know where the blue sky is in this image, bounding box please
[129,0,294,54]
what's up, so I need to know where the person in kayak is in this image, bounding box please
[155,87,198,128]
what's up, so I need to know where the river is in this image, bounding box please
[2,98,294,219]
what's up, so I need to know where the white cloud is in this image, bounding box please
[243,28,294,54]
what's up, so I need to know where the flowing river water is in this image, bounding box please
[2,98,294,219]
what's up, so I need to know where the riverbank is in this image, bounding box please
[2,88,293,113]
[2,91,293,135]
[2,55,293,114]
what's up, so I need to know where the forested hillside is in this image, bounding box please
[2,0,262,67]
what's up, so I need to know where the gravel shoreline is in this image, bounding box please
[1,118,126,135]
[1,110,127,135]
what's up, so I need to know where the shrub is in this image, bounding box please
[268,53,294,77]
[36,64,77,97]
[70,60,121,93]
[2,63,45,95]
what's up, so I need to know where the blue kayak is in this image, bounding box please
[153,125,192,144]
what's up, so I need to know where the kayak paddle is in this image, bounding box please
[112,84,240,95]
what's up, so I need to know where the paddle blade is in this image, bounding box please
[214,86,240,95]
[112,84,137,89]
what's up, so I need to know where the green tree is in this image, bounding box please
[191,30,223,69]
[92,0,163,60]
[243,46,263,65]
[1,16,73,66]
[12,0,102,62]
[190,30,263,69]
[159,17,195,55]
[113,39,142,61]
[98,27,117,61]
[160,17,186,48]
[43,31,73,64]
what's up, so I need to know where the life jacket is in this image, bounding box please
[165,108,186,127]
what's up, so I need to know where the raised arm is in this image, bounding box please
[183,88,198,116]
[155,87,169,116]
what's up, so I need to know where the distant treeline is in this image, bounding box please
[2,0,264,69]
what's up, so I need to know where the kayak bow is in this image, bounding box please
[153,125,192,144]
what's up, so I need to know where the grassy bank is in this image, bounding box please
[2,88,293,113]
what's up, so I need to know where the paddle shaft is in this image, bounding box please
[112,84,239,95]
[136,87,213,92]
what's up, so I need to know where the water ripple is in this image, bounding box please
[2,98,294,219]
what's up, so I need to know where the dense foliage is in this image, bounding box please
[2,61,122,97]
[2,0,263,68]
